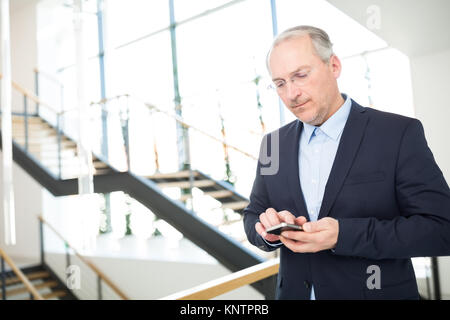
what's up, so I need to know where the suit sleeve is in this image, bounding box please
[243,134,281,252]
[334,119,450,260]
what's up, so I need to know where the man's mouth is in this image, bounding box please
[292,100,309,109]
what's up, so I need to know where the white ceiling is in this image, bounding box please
[327,0,450,57]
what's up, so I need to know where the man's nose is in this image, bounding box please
[285,81,302,101]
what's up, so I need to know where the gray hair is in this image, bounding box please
[266,25,334,72]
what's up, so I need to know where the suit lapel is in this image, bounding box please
[285,120,311,220]
[318,101,369,220]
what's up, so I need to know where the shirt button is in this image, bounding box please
[311,179,317,184]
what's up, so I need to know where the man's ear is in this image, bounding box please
[329,54,342,79]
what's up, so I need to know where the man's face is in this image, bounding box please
[269,35,341,126]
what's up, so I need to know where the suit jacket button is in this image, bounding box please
[304,280,311,289]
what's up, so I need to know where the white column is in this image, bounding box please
[73,0,98,252]
[1,0,16,246]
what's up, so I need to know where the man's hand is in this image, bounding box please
[279,217,339,253]
[255,208,307,243]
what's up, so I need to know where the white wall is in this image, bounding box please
[0,0,41,261]
[410,49,450,299]
[10,0,38,89]
[410,49,450,182]
[0,151,42,261]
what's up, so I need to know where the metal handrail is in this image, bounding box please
[33,67,64,87]
[0,248,44,300]
[38,215,129,300]
[90,94,259,161]
[3,74,260,171]
[0,73,60,115]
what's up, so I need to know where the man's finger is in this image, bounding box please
[259,213,271,229]
[255,222,266,236]
[265,208,281,226]
[277,210,295,224]
[303,219,329,233]
[255,222,280,242]
[295,216,308,225]
[280,236,315,253]
[281,229,317,242]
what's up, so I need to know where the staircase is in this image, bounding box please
[10,114,113,179]
[1,88,276,298]
[0,264,77,300]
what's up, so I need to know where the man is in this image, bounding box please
[243,25,450,300]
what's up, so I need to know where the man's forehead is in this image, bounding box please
[269,36,316,70]
[271,65,311,81]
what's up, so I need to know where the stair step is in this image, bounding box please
[204,190,234,199]
[43,290,67,300]
[157,179,215,189]
[147,170,199,180]
[13,139,77,148]
[180,189,235,201]
[12,133,58,140]
[12,135,71,143]
[11,124,49,131]
[34,151,78,160]
[11,116,45,124]
[5,280,58,297]
[93,168,114,175]
[41,158,107,167]
[25,290,67,300]
[4,270,50,286]
[22,144,77,152]
[221,201,249,211]
[10,124,51,131]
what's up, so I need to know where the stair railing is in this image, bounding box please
[38,215,129,300]
[3,73,262,184]
[160,258,279,300]
[89,93,262,226]
[90,94,259,177]
[0,247,44,300]
[0,73,73,179]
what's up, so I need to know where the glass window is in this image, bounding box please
[105,31,174,106]
[173,0,232,22]
[175,0,276,195]
[105,0,169,49]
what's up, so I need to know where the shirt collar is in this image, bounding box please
[302,94,352,143]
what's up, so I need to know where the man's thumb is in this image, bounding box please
[303,222,313,232]
[303,221,323,232]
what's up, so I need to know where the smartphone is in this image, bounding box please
[266,222,303,235]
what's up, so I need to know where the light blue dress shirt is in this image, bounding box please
[300,94,352,299]
[262,94,352,300]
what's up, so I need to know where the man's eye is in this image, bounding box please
[275,82,285,88]
[294,72,308,79]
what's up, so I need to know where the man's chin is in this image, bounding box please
[295,111,319,125]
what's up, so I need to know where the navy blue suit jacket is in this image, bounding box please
[243,100,450,300]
